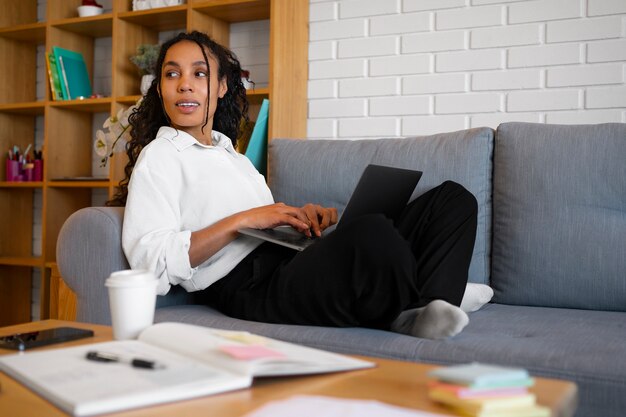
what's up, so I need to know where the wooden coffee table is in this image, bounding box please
[0,320,577,417]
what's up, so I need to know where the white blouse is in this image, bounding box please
[122,126,274,295]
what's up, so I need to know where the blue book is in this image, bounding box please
[245,98,269,176]
[52,46,93,100]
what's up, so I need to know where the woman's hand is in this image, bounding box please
[301,203,338,237]
[189,203,337,267]
[237,203,313,233]
[238,203,338,237]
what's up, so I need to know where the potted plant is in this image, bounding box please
[130,44,160,95]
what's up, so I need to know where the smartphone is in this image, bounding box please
[0,327,94,351]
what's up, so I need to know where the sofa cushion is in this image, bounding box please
[268,128,494,284]
[492,122,626,311]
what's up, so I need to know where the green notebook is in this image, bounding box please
[52,46,93,100]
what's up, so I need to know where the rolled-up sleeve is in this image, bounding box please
[122,158,196,295]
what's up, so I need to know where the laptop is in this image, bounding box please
[239,164,423,251]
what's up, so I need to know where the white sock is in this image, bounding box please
[390,300,469,340]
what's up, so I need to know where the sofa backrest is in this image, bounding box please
[268,128,494,284]
[491,122,626,311]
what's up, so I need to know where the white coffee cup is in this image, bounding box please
[105,269,158,340]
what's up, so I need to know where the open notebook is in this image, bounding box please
[0,322,373,416]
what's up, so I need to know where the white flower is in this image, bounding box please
[94,98,142,167]
[94,130,108,157]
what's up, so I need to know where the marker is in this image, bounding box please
[85,351,165,370]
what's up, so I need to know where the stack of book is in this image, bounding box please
[428,363,550,417]
[46,46,93,101]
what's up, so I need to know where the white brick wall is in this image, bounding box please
[307,0,626,139]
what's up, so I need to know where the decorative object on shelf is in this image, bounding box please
[5,145,43,182]
[132,0,184,10]
[77,0,104,17]
[130,44,160,95]
[140,74,155,96]
[132,0,151,11]
[94,99,142,167]
[241,70,255,90]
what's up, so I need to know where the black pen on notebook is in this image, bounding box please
[85,351,165,370]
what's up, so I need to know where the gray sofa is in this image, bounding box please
[57,122,626,417]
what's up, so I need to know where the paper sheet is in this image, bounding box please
[244,395,454,417]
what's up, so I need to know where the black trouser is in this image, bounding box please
[202,181,478,330]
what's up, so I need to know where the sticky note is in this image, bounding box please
[219,345,285,360]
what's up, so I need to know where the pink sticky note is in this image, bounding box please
[219,345,285,360]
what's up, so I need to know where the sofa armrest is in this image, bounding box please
[56,207,129,324]
[56,206,199,324]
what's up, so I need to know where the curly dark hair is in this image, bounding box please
[107,31,249,206]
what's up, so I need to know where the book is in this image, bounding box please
[244,98,269,175]
[0,322,372,416]
[52,46,93,100]
[57,55,71,100]
[46,52,65,100]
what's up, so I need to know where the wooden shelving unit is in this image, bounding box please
[0,0,308,325]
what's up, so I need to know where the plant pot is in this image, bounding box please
[140,74,155,96]
[77,5,103,17]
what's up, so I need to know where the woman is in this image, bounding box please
[114,31,478,340]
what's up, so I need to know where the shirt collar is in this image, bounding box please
[156,126,238,156]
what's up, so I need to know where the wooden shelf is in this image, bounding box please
[49,97,112,112]
[0,22,46,43]
[0,181,44,188]
[0,101,45,115]
[0,0,308,325]
[118,6,188,31]
[47,180,110,188]
[50,14,114,38]
[0,256,43,267]
[193,0,271,22]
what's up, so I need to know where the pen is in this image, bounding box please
[85,351,165,370]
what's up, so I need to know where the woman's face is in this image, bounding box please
[158,40,227,144]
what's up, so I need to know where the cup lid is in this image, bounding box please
[105,269,158,287]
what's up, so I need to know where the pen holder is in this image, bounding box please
[5,159,21,182]
[23,163,35,181]
[33,159,43,181]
